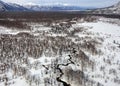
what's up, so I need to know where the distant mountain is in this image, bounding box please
[1,0,120,13]
[0,0,97,12]
[0,0,93,12]
[24,4,91,11]
[0,0,28,12]
[89,1,120,14]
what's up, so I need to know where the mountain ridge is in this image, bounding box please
[89,1,120,14]
[0,0,29,11]
[0,0,94,12]
[0,0,120,13]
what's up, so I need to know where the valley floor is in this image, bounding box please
[0,15,120,86]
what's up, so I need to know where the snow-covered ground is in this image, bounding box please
[0,26,30,35]
[76,19,120,86]
[0,17,120,86]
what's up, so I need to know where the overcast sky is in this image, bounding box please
[3,0,120,7]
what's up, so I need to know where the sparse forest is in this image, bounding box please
[0,12,120,86]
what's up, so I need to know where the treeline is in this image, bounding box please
[0,12,87,20]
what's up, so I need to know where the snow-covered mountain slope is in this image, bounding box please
[0,0,28,11]
[24,4,89,11]
[0,0,88,12]
[90,1,120,14]
[0,0,6,11]
[0,0,93,12]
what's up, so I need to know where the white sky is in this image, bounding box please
[3,0,120,7]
